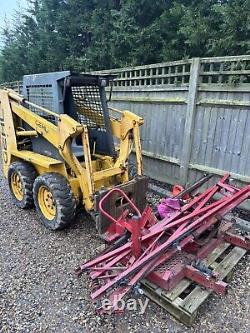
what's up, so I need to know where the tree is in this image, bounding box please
[0,0,249,83]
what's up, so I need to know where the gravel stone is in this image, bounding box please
[0,158,249,333]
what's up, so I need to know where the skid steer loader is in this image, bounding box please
[0,71,148,235]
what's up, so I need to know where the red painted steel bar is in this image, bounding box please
[78,175,250,311]
[223,232,250,250]
[91,185,250,300]
[80,183,245,274]
[78,179,229,272]
[185,265,228,295]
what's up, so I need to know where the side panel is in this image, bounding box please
[22,71,71,114]
[22,71,71,159]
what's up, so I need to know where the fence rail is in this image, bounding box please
[0,81,22,93]
[94,55,250,188]
[1,55,250,190]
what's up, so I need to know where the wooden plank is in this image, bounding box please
[179,58,201,185]
[198,85,250,92]
[142,282,195,326]
[204,242,230,265]
[142,278,191,303]
[93,59,192,74]
[107,86,189,92]
[180,246,246,314]
[110,96,186,105]
[200,70,250,76]
[140,150,180,165]
[114,73,190,81]
[188,162,250,183]
[200,55,250,62]
[197,98,250,108]
[179,287,209,314]
[211,247,246,278]
[142,244,246,326]
[142,280,163,295]
[165,279,191,302]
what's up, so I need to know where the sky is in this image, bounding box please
[0,0,27,47]
[0,0,27,29]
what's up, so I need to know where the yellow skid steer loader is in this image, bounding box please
[0,72,148,235]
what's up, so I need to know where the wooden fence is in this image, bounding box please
[1,55,250,188]
[94,55,250,188]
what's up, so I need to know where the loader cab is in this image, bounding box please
[60,74,116,158]
[22,71,116,161]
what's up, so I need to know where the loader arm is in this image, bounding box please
[111,110,144,176]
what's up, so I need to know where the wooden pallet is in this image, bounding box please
[142,242,247,326]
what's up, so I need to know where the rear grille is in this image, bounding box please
[26,85,57,124]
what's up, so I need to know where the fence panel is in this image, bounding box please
[1,55,250,188]
[95,55,250,188]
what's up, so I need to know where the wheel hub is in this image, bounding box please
[11,172,24,201]
[38,186,56,220]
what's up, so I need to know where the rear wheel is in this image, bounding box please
[33,173,76,230]
[8,161,37,208]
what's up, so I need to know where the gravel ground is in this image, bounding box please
[0,159,249,333]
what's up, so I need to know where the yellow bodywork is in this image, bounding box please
[0,89,144,212]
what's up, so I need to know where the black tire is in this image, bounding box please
[33,173,76,230]
[8,161,37,209]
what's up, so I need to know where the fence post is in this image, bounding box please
[179,57,200,185]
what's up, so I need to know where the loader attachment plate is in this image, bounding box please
[94,176,148,235]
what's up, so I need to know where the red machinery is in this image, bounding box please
[76,174,250,313]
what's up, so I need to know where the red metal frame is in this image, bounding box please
[185,265,228,295]
[223,232,250,250]
[76,174,250,313]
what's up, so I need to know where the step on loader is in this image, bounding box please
[0,72,148,235]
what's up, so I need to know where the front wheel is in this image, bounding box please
[33,173,76,230]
